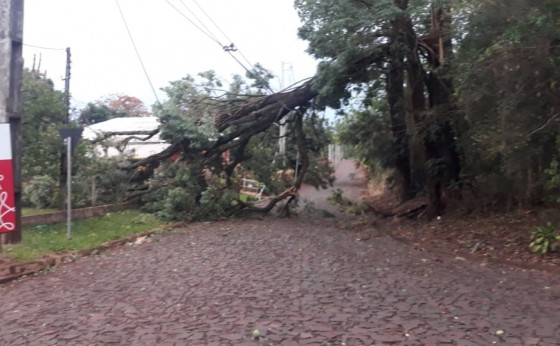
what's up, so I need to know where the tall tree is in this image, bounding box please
[21,69,66,180]
[455,0,560,206]
[296,0,462,216]
[105,94,151,117]
[77,103,126,125]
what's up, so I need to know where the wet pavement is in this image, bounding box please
[0,160,559,345]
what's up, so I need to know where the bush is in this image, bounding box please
[529,223,560,254]
[22,175,59,209]
[141,163,239,222]
[74,156,131,206]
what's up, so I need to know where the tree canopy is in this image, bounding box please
[77,94,150,125]
[295,0,560,215]
[21,69,66,180]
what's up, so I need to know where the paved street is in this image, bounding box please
[0,160,559,345]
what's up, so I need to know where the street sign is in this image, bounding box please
[0,124,16,233]
[58,128,83,153]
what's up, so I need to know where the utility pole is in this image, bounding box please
[63,47,71,120]
[278,62,294,167]
[0,0,24,244]
[60,47,71,206]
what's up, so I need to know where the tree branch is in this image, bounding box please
[527,113,560,136]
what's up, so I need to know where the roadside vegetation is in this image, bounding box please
[2,210,162,262]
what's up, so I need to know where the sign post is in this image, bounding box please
[0,124,16,234]
[58,128,83,240]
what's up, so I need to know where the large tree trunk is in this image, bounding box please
[387,30,414,201]
[390,0,464,218]
[425,5,462,188]
[400,7,446,218]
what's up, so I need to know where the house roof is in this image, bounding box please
[83,116,169,159]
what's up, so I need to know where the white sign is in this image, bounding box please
[0,123,12,160]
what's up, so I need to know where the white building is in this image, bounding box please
[82,117,169,159]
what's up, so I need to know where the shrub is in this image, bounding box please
[529,223,560,254]
[22,175,59,209]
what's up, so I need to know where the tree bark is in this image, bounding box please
[387,32,414,201]
[400,8,446,218]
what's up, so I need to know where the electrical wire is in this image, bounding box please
[22,43,66,51]
[115,0,161,104]
[165,0,222,48]
[190,0,233,44]
[178,0,222,45]
[187,0,258,83]
[166,0,302,149]
[165,0,274,93]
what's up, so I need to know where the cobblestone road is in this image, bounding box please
[1,160,559,345]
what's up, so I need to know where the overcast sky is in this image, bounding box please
[22,0,318,111]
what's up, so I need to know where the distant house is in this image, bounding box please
[83,117,169,159]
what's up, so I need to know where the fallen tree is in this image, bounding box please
[94,72,333,220]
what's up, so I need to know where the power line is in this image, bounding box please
[167,1,278,96]
[165,0,300,147]
[164,1,257,75]
[178,0,222,45]
[22,43,66,51]
[165,0,222,48]
[115,0,161,104]
[225,51,259,82]
[186,0,257,82]
[190,0,233,45]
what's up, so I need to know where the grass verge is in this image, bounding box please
[1,210,163,262]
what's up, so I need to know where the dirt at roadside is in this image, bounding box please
[364,188,560,273]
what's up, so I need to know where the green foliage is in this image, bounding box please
[242,134,288,195]
[304,157,335,189]
[327,188,352,206]
[336,104,393,170]
[77,103,126,125]
[77,95,150,125]
[154,72,221,147]
[544,158,560,202]
[71,155,132,207]
[455,0,560,206]
[22,175,59,209]
[296,0,397,108]
[21,69,67,180]
[141,162,238,222]
[529,223,560,254]
[296,0,560,209]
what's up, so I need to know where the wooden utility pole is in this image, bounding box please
[0,0,24,244]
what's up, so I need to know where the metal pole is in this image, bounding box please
[64,47,71,120]
[66,137,72,240]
